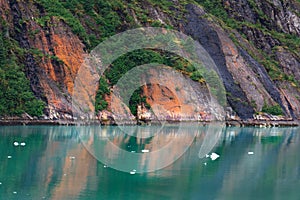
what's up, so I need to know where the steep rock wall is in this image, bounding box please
[0,0,299,121]
[1,0,85,119]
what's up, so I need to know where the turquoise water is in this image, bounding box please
[0,125,299,200]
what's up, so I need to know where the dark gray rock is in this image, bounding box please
[183,4,255,119]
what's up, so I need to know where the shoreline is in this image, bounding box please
[0,119,299,127]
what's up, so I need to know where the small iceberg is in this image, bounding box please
[13,142,19,146]
[7,155,12,159]
[210,153,220,161]
[130,171,136,175]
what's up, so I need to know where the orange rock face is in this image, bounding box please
[35,20,83,104]
[142,83,181,115]
[51,27,85,94]
[0,0,87,117]
[25,12,86,116]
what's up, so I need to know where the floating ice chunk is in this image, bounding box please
[141,149,149,153]
[7,156,12,159]
[229,131,235,137]
[20,142,26,146]
[0,182,2,185]
[210,153,220,161]
[13,191,17,194]
[248,151,254,155]
[130,171,136,175]
[13,142,19,146]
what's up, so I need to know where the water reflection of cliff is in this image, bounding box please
[187,127,300,200]
[77,125,207,173]
[1,126,299,200]
[30,125,206,199]
[0,126,94,199]
[44,126,300,199]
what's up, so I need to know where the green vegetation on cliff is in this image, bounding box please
[262,102,284,116]
[36,0,131,49]
[196,0,299,84]
[0,32,45,117]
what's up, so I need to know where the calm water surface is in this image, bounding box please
[0,125,299,200]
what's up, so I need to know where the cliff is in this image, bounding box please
[0,0,299,122]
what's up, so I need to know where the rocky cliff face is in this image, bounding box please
[1,0,85,119]
[181,2,300,120]
[0,0,299,121]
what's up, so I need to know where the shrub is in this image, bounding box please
[95,77,110,112]
[190,70,203,81]
[262,102,284,115]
